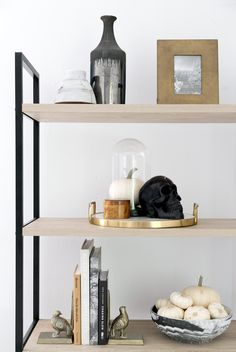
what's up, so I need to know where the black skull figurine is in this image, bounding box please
[139,176,184,219]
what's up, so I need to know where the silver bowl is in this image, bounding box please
[151,305,232,344]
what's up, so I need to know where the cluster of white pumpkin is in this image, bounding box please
[156,277,228,321]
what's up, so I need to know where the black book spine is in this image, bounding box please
[98,277,108,344]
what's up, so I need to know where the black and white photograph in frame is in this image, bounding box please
[174,55,201,95]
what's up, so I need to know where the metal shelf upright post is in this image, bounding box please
[15,52,40,352]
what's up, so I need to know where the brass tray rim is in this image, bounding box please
[88,202,198,229]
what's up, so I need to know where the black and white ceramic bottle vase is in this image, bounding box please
[90,15,126,104]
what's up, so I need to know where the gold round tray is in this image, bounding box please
[88,202,199,229]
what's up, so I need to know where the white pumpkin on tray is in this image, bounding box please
[109,167,143,209]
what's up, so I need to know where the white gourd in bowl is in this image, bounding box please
[156,298,173,309]
[208,303,228,319]
[182,276,220,308]
[184,306,210,320]
[158,306,184,320]
[170,291,193,309]
[109,168,143,207]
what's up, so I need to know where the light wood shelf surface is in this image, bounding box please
[22,104,236,123]
[23,218,236,237]
[24,319,236,352]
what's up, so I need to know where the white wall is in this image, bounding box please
[1,0,236,350]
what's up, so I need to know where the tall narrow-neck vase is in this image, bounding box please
[90,16,126,104]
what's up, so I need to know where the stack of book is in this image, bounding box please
[73,239,110,345]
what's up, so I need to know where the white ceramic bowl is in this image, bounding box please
[151,305,232,344]
[55,70,96,104]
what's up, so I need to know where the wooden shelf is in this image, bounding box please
[23,319,236,351]
[22,104,236,123]
[23,218,236,237]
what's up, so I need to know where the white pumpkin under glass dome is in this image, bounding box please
[109,138,149,216]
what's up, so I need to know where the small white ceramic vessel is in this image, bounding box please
[55,70,96,104]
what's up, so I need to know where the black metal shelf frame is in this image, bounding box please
[15,53,40,352]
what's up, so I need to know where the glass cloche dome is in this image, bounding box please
[109,138,149,216]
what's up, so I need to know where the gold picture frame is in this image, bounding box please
[157,40,219,104]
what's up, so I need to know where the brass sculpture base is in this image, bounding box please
[108,334,144,345]
[37,332,73,344]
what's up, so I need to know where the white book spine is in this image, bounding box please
[81,245,93,345]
